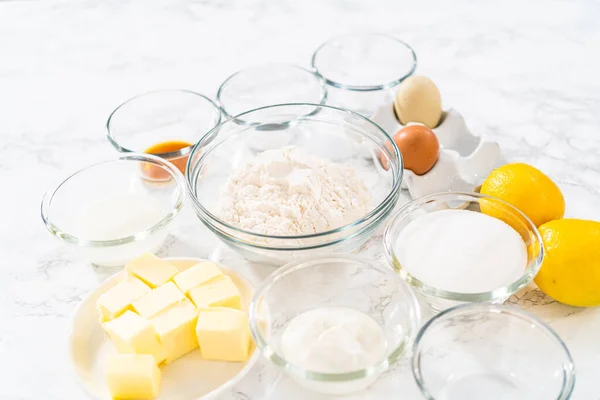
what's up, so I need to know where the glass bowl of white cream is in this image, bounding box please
[248,254,421,395]
[41,153,186,266]
[383,192,543,314]
[412,303,575,400]
[186,103,403,265]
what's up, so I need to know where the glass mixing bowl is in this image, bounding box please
[107,89,222,176]
[186,103,402,265]
[249,254,421,395]
[216,63,327,125]
[41,154,186,266]
[312,33,416,118]
[383,192,543,314]
[412,303,575,400]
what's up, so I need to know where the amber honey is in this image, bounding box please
[143,140,192,180]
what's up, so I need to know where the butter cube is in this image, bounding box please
[173,262,224,294]
[126,253,178,288]
[132,282,186,318]
[149,300,198,363]
[188,276,241,310]
[96,277,151,321]
[106,354,161,399]
[103,311,165,364]
[196,307,251,362]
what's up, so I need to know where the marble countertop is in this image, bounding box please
[2,0,600,398]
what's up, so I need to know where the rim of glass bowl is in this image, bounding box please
[40,153,186,247]
[248,254,422,383]
[185,102,403,241]
[412,303,576,400]
[383,191,544,302]
[106,89,222,159]
[311,33,417,92]
[216,63,328,124]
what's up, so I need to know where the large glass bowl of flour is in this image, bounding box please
[186,103,402,265]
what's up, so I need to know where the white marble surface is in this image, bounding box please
[2,0,600,398]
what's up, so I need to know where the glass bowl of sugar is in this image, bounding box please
[383,192,543,314]
[41,153,186,266]
[186,103,403,265]
[412,303,575,400]
[248,254,421,395]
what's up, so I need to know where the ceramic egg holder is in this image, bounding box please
[371,105,506,199]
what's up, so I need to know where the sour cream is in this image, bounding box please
[280,306,386,394]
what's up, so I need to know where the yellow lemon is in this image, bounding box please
[480,163,565,227]
[534,219,600,307]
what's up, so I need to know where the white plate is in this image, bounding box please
[69,257,259,400]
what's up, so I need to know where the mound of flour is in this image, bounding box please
[218,146,371,236]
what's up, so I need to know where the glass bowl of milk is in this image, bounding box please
[41,153,186,266]
[248,254,421,395]
[412,303,575,400]
[383,192,543,314]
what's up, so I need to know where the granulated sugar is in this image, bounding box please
[395,209,527,293]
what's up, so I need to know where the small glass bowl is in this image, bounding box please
[312,33,416,118]
[412,303,576,400]
[249,254,421,395]
[41,153,186,266]
[383,192,543,314]
[186,103,402,265]
[107,89,222,177]
[216,63,327,124]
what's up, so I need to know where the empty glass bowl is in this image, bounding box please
[41,154,186,266]
[216,63,327,124]
[412,303,575,400]
[186,103,402,265]
[249,254,421,395]
[107,89,222,176]
[384,192,543,314]
[312,33,416,118]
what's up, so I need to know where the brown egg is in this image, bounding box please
[380,125,440,175]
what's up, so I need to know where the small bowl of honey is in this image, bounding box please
[107,89,222,180]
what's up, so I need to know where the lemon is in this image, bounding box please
[534,219,600,307]
[480,163,565,227]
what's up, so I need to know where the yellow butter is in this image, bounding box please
[96,276,151,322]
[126,253,178,288]
[196,307,251,362]
[106,354,161,399]
[188,276,241,310]
[132,282,187,318]
[103,311,166,364]
[173,262,223,294]
[150,300,199,364]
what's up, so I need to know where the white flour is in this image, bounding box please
[218,146,371,236]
